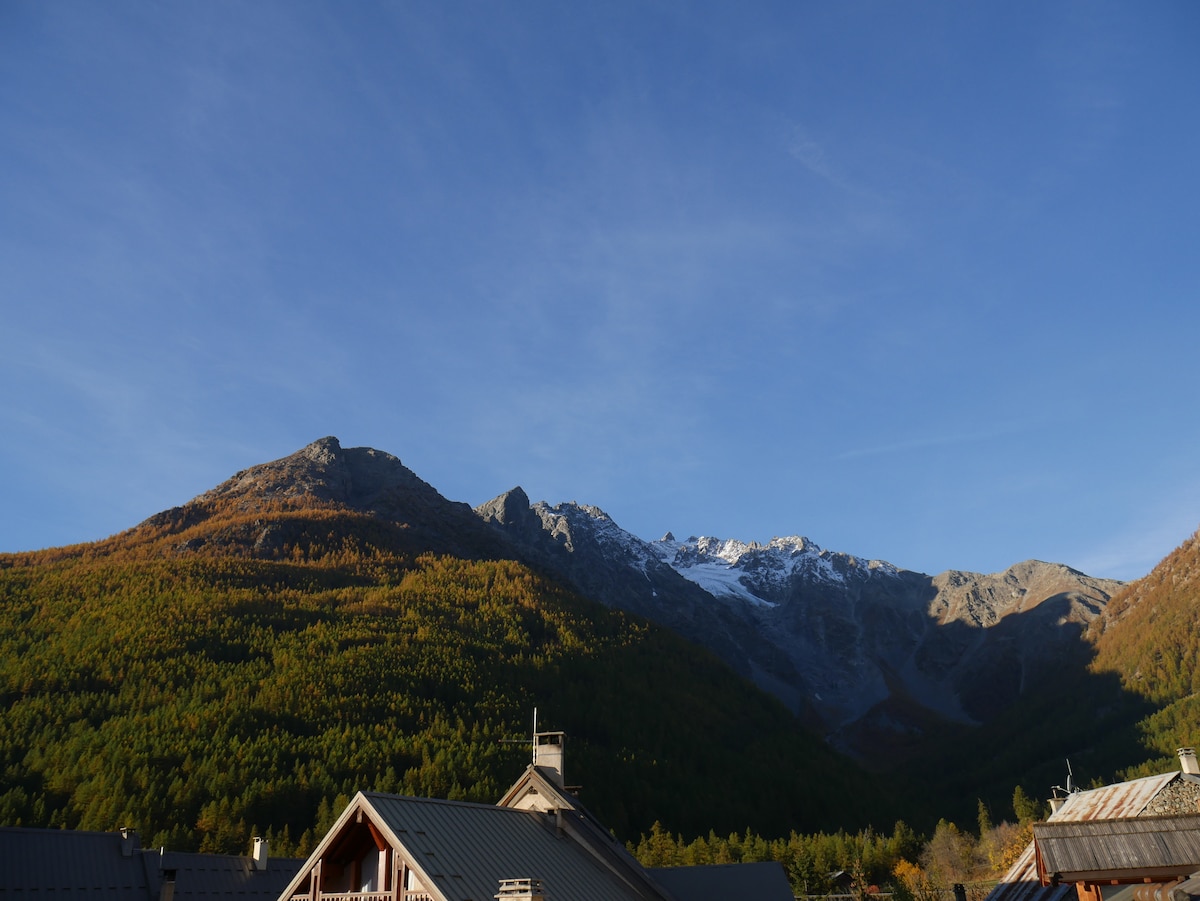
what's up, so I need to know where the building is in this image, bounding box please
[278,729,794,901]
[0,729,793,901]
[0,825,301,901]
[986,749,1200,901]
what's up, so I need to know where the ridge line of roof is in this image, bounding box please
[359,791,554,815]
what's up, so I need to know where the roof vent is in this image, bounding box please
[1179,748,1199,776]
[496,878,546,900]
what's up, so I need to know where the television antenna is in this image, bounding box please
[1051,759,1078,798]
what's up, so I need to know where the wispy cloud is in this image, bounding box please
[1072,483,1200,583]
[835,423,1031,461]
[789,130,843,187]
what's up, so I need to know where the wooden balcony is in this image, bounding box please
[302,892,433,901]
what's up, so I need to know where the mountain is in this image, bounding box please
[476,493,1122,760]
[3,435,1189,847]
[0,437,871,852]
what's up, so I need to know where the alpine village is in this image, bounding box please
[4,438,1200,901]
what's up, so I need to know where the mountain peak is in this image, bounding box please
[136,438,508,560]
[198,436,425,514]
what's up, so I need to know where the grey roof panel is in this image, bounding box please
[160,850,304,900]
[362,792,666,901]
[0,827,153,900]
[647,862,795,901]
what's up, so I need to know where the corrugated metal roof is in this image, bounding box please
[985,842,1076,901]
[362,792,668,901]
[0,827,304,901]
[648,862,795,901]
[1034,816,1200,882]
[0,827,154,900]
[1051,774,1180,823]
[162,850,304,900]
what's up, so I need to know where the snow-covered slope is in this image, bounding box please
[649,534,902,606]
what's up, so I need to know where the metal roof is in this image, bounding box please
[359,792,670,901]
[0,827,303,901]
[647,862,795,901]
[1050,773,1180,823]
[161,849,304,900]
[985,772,1183,901]
[0,826,155,901]
[1034,816,1200,883]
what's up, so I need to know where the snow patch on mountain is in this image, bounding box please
[646,533,900,607]
[515,502,906,611]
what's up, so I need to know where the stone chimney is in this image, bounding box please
[1178,748,1199,776]
[1048,796,1067,814]
[495,878,546,900]
[534,732,565,788]
[252,836,268,871]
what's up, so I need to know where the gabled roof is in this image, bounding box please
[497,765,671,899]
[647,861,796,901]
[497,764,583,812]
[1034,815,1200,884]
[278,790,672,901]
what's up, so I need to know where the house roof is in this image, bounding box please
[1050,773,1180,822]
[0,826,303,901]
[0,826,154,901]
[497,765,668,898]
[161,848,303,900]
[647,861,796,901]
[1033,815,1200,884]
[279,791,673,901]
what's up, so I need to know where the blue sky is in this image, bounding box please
[2,2,1197,581]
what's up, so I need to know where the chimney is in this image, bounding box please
[252,837,268,871]
[533,732,565,788]
[119,827,138,857]
[1049,796,1066,814]
[1178,748,1199,776]
[496,878,546,900]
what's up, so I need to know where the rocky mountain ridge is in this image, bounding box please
[475,486,1123,757]
[133,437,1124,760]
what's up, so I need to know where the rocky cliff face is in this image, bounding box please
[477,490,1122,756]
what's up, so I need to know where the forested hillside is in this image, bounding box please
[0,500,869,854]
[1088,528,1200,777]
